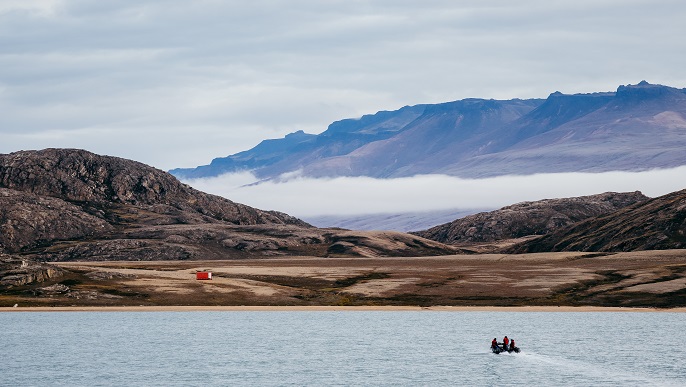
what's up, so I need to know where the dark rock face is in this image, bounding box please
[509,189,686,252]
[413,192,649,244]
[0,149,457,268]
[0,188,112,253]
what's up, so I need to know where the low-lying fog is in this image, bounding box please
[182,167,686,220]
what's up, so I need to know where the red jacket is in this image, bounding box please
[503,337,509,346]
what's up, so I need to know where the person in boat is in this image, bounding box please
[509,338,516,351]
[503,336,509,350]
[491,338,498,350]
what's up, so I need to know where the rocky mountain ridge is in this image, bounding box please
[171,81,686,180]
[509,188,686,252]
[0,149,459,269]
[0,148,304,227]
[413,191,649,245]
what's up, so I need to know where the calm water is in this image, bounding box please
[1,311,684,386]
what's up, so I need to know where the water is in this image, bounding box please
[1,311,684,386]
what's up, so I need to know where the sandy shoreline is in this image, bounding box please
[2,305,685,313]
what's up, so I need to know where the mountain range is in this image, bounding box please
[0,149,458,267]
[171,81,686,180]
[2,149,685,306]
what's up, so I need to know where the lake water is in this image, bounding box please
[1,311,684,386]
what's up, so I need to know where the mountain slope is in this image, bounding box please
[413,192,649,244]
[171,104,429,179]
[509,188,686,252]
[0,188,113,253]
[445,81,686,176]
[171,130,317,179]
[0,149,459,262]
[298,98,542,178]
[171,81,686,180]
[0,148,305,227]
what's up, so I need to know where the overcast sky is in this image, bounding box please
[2,1,685,219]
[2,0,686,170]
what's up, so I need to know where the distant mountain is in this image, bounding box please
[303,208,486,233]
[173,130,317,179]
[171,81,686,180]
[413,192,649,244]
[0,149,458,268]
[508,188,686,252]
[170,99,542,179]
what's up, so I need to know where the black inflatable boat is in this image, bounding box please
[491,344,520,354]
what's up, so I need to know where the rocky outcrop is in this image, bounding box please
[0,255,64,287]
[509,188,686,252]
[413,192,649,244]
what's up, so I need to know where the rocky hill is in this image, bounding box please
[0,148,304,227]
[171,81,686,180]
[509,188,686,252]
[0,149,459,271]
[413,192,649,245]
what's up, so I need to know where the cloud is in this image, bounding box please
[1,1,685,169]
[0,0,63,16]
[182,167,686,218]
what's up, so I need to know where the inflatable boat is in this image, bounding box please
[491,344,520,354]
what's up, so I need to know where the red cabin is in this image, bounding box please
[196,272,212,280]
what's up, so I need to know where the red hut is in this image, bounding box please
[196,271,212,280]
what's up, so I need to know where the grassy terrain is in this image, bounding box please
[2,250,685,308]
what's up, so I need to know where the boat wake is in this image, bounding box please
[516,351,678,386]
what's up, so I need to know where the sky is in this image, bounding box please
[2,1,685,218]
[2,0,686,170]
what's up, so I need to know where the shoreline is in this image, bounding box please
[2,305,686,313]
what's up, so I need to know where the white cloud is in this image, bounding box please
[1,1,685,169]
[182,167,686,218]
[0,0,63,16]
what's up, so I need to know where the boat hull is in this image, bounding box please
[491,345,520,354]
